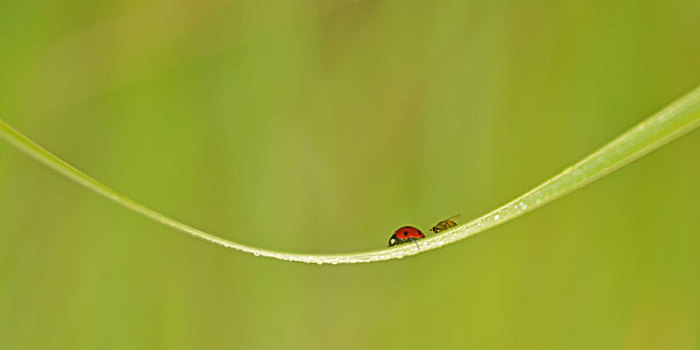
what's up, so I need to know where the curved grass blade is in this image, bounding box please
[1,85,699,264]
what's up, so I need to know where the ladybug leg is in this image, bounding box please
[408,238,420,251]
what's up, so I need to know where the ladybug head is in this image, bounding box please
[388,235,398,247]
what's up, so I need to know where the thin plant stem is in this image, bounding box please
[1,85,699,264]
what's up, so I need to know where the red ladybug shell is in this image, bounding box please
[388,226,425,246]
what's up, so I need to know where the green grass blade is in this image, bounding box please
[2,85,699,264]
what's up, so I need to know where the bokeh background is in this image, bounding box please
[1,0,699,348]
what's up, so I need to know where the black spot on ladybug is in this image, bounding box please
[403,231,408,236]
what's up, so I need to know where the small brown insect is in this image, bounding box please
[430,214,461,233]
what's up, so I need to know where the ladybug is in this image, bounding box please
[430,214,461,233]
[388,226,425,248]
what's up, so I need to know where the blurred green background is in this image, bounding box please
[1,0,699,348]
